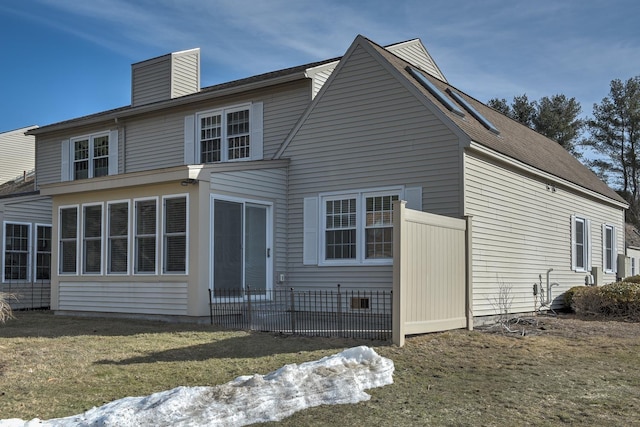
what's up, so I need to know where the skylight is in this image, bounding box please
[406,66,464,117]
[446,88,500,135]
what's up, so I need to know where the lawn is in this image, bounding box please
[1,311,640,426]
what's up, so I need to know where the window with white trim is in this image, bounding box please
[108,201,129,274]
[59,207,78,274]
[135,199,157,274]
[35,225,52,281]
[83,204,103,274]
[4,223,30,281]
[198,106,251,163]
[62,130,117,182]
[163,196,187,273]
[320,189,401,264]
[186,102,264,165]
[72,133,110,179]
[603,224,616,273]
[365,195,398,259]
[632,257,636,276]
[571,215,590,272]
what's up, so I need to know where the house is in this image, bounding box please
[28,36,626,325]
[0,126,37,184]
[0,127,53,309]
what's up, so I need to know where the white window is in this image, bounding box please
[59,206,79,274]
[35,225,52,281]
[571,215,591,272]
[134,198,158,274]
[83,204,103,274]
[3,222,30,281]
[313,189,402,265]
[325,197,357,260]
[198,106,251,162]
[61,130,118,181]
[108,201,129,274]
[602,224,617,274]
[163,195,188,274]
[185,102,263,165]
[632,257,636,276]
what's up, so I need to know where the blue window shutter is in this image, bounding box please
[108,130,119,175]
[303,197,318,265]
[61,139,70,181]
[250,102,263,161]
[404,186,422,211]
[184,115,195,164]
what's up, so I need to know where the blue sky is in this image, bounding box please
[1,0,639,132]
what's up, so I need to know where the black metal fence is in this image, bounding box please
[209,286,392,341]
[1,280,51,310]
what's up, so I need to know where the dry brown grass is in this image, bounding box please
[2,311,640,426]
[0,293,17,324]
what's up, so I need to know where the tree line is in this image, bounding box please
[488,76,640,226]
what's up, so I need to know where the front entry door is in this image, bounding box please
[212,199,270,298]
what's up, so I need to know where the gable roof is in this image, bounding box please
[362,38,625,205]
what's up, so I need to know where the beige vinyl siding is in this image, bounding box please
[0,127,36,183]
[3,195,52,223]
[125,80,310,172]
[465,151,625,316]
[210,167,287,282]
[36,124,122,186]
[387,40,446,82]
[132,55,172,107]
[171,51,199,98]
[58,281,188,314]
[284,44,463,291]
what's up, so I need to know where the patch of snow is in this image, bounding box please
[1,346,394,427]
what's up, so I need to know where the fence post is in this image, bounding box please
[392,200,407,347]
[246,286,252,330]
[337,284,342,337]
[209,289,213,325]
[289,288,296,334]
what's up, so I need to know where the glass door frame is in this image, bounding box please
[209,194,273,302]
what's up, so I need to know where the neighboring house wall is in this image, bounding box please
[0,126,36,184]
[626,247,640,276]
[283,44,463,291]
[465,149,625,316]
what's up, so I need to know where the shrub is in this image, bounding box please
[564,286,586,310]
[0,292,17,324]
[571,281,640,320]
[623,275,640,284]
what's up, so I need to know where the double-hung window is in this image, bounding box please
[135,198,157,274]
[72,133,110,179]
[83,204,103,274]
[3,223,30,281]
[198,106,251,163]
[163,196,188,274]
[187,102,263,164]
[108,201,129,274]
[63,130,117,181]
[571,215,590,272]
[35,225,52,280]
[603,224,616,274]
[319,189,401,265]
[59,207,79,274]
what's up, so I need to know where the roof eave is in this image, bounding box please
[28,71,308,136]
